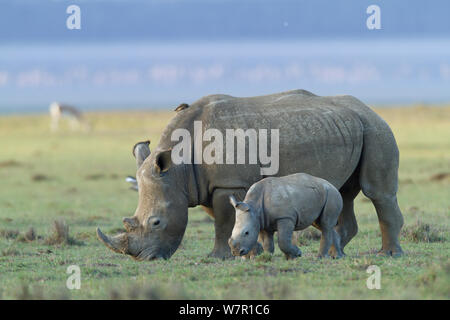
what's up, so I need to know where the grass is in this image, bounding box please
[0,106,449,299]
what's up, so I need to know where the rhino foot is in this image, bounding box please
[208,247,234,260]
[328,247,346,259]
[328,247,346,258]
[377,248,404,258]
[284,248,302,260]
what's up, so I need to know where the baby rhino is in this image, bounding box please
[228,173,344,259]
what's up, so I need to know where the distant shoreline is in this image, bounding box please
[1,104,449,117]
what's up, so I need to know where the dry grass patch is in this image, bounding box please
[402,219,447,243]
[44,220,84,246]
[1,246,20,256]
[0,229,20,239]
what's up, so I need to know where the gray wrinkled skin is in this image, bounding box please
[229,173,344,259]
[97,89,404,260]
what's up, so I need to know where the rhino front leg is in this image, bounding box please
[209,188,246,259]
[277,219,302,259]
[259,230,274,254]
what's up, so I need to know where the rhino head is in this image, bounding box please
[228,195,260,256]
[97,141,190,260]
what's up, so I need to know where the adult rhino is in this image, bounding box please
[97,89,404,260]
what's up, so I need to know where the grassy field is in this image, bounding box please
[0,106,449,299]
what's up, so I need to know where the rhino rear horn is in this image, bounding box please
[122,216,139,232]
[133,140,151,169]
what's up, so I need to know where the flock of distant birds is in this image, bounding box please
[49,102,138,190]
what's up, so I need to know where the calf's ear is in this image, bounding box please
[229,195,238,208]
[229,195,250,212]
[236,202,250,212]
[133,140,151,169]
[154,149,173,174]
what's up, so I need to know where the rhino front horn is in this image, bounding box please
[96,227,128,254]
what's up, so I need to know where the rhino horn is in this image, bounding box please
[96,228,128,254]
[122,216,139,232]
[132,140,151,169]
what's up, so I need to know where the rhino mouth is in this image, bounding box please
[135,247,167,261]
[230,245,249,257]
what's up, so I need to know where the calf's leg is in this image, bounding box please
[277,219,302,259]
[318,227,333,258]
[259,230,274,254]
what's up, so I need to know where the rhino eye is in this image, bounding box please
[244,231,249,236]
[153,219,160,226]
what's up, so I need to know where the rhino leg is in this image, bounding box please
[371,197,404,257]
[331,230,344,258]
[277,219,302,259]
[201,205,215,219]
[359,128,404,257]
[259,230,274,254]
[331,171,361,256]
[318,190,344,259]
[318,227,333,258]
[208,188,246,259]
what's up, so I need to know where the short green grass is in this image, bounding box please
[0,106,449,299]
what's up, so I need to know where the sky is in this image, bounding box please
[0,0,449,112]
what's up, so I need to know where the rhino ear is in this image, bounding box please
[229,195,250,212]
[133,140,151,169]
[154,149,173,174]
[236,202,250,212]
[229,195,238,208]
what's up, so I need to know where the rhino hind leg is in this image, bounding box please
[371,197,404,257]
[318,189,344,259]
[318,228,333,258]
[331,230,344,258]
[359,127,404,257]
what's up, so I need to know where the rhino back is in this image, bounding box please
[156,91,365,198]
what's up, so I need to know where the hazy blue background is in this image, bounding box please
[0,0,449,113]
